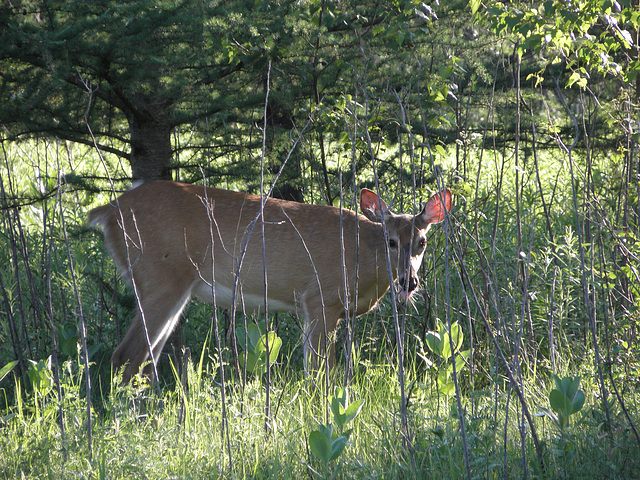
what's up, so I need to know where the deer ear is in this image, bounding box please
[416,189,451,227]
[360,188,389,222]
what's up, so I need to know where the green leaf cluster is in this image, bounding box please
[28,357,53,398]
[308,387,364,471]
[309,424,349,465]
[236,323,282,375]
[539,375,586,431]
[488,0,640,87]
[422,320,470,396]
[329,387,365,436]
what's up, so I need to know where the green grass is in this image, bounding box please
[1,353,639,479]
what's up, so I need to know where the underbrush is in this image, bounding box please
[1,353,639,480]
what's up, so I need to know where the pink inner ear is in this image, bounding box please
[360,188,388,218]
[422,190,451,224]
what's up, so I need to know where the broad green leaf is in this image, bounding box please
[331,396,346,430]
[554,375,583,411]
[239,351,260,373]
[236,323,264,353]
[344,399,365,424]
[549,389,570,415]
[426,330,445,358]
[330,436,348,461]
[255,332,282,365]
[235,326,248,352]
[564,377,581,402]
[572,390,585,413]
[0,360,18,383]
[87,343,102,360]
[437,370,455,395]
[309,431,331,464]
[440,381,455,396]
[454,354,466,372]
[57,323,78,357]
[469,0,481,15]
[318,423,333,440]
[449,322,463,352]
[247,324,263,351]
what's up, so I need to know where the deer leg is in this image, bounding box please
[113,286,192,383]
[302,300,342,373]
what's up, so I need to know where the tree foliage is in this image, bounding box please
[1,0,458,190]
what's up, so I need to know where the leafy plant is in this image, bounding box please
[28,357,53,398]
[539,375,586,431]
[308,387,364,475]
[420,320,470,396]
[309,423,349,466]
[329,387,365,436]
[236,323,282,375]
[26,356,54,420]
[57,322,79,357]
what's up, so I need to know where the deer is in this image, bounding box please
[88,180,451,382]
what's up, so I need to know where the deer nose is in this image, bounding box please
[399,274,419,294]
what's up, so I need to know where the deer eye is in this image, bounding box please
[388,238,397,249]
[418,238,426,249]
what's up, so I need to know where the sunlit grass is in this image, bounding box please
[1,351,639,479]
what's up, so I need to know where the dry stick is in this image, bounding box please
[57,167,93,459]
[598,178,640,441]
[471,58,500,427]
[396,76,471,469]
[311,0,333,206]
[593,95,640,447]
[259,61,272,432]
[222,104,319,414]
[394,86,472,475]
[597,231,640,447]
[484,54,512,478]
[120,205,162,388]
[278,206,327,358]
[343,84,361,388]
[398,128,410,389]
[177,346,190,427]
[548,267,559,373]
[0,155,26,377]
[228,120,318,380]
[361,90,414,465]
[513,214,538,478]
[523,96,559,373]
[438,179,472,480]
[44,149,67,462]
[512,54,530,477]
[338,170,351,384]
[553,78,611,431]
[551,98,640,445]
[14,183,44,341]
[80,76,162,390]
[199,183,234,472]
[0,165,32,370]
[451,236,546,470]
[277,205,330,425]
[455,80,477,407]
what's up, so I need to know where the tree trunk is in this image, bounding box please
[127,95,174,182]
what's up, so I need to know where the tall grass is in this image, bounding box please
[1,349,638,479]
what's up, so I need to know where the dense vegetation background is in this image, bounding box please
[1,0,640,478]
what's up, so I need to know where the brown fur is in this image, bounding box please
[88,181,451,381]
